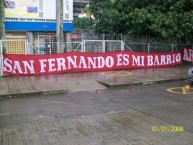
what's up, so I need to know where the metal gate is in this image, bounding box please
[39,34,57,54]
[31,34,83,54]
[5,36,27,54]
[32,34,57,54]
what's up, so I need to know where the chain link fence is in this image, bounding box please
[1,39,193,55]
[124,43,191,52]
[29,41,82,54]
[82,40,127,53]
[1,31,193,54]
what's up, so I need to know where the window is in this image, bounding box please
[4,0,15,9]
[65,0,69,12]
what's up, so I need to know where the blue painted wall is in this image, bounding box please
[5,21,74,32]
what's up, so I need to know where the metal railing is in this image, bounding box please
[1,39,193,55]
[29,41,83,54]
[124,42,192,52]
[1,38,192,54]
[30,40,129,54]
[82,40,132,53]
[30,40,127,54]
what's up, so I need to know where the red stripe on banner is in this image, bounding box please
[3,51,182,75]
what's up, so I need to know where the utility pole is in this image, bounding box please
[0,0,5,41]
[0,0,5,76]
[56,0,64,53]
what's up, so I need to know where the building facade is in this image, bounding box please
[4,0,74,54]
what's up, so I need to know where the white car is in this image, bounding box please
[188,67,193,84]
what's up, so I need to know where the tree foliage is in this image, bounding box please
[90,0,193,41]
[73,5,95,31]
[73,17,94,31]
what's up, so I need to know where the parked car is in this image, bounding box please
[188,67,193,84]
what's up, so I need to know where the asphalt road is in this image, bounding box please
[0,80,193,145]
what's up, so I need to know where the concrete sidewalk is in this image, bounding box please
[0,64,191,97]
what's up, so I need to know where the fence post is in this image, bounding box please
[121,40,124,51]
[102,40,105,52]
[0,40,3,76]
[81,40,83,52]
[25,39,28,54]
[172,44,174,52]
[147,43,150,53]
[83,40,85,52]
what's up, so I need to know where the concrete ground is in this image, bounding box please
[0,64,193,145]
[0,64,192,97]
[0,80,193,145]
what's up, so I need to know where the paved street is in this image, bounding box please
[0,80,193,145]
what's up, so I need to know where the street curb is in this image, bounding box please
[97,77,188,88]
[0,89,68,98]
[0,77,188,98]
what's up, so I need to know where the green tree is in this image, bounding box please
[90,0,119,34]
[90,0,193,41]
[147,0,193,40]
[73,17,94,31]
[82,5,94,29]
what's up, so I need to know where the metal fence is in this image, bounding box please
[29,41,83,54]
[1,38,193,76]
[82,40,128,53]
[80,40,192,53]
[29,40,193,54]
[1,39,193,55]
[124,43,192,52]
[29,40,132,54]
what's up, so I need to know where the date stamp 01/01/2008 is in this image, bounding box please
[152,126,184,132]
